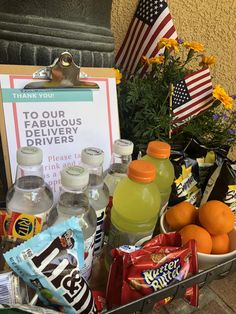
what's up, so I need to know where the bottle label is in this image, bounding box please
[80,232,96,281]
[94,207,106,256]
[7,207,53,227]
[104,196,113,238]
[32,207,54,226]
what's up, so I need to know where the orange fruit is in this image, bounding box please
[211,233,229,254]
[199,200,234,235]
[165,201,197,231]
[180,224,212,254]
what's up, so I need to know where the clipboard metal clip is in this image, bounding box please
[24,52,99,89]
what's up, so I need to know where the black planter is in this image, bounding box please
[0,0,114,67]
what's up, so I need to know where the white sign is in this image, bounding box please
[0,74,120,199]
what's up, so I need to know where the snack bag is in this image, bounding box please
[106,233,198,310]
[92,291,106,313]
[7,211,43,240]
[169,151,202,207]
[201,159,236,219]
[0,210,10,236]
[0,304,61,313]
[184,138,227,192]
[4,217,97,314]
[0,271,29,304]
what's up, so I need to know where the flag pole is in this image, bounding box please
[169,83,174,139]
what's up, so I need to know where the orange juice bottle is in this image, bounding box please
[142,141,175,215]
[106,160,161,265]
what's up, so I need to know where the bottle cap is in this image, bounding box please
[147,141,171,158]
[61,166,89,189]
[81,147,104,167]
[17,147,43,166]
[128,160,156,183]
[113,139,134,156]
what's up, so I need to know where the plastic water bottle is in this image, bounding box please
[105,160,161,266]
[142,141,175,215]
[104,139,134,197]
[104,139,134,235]
[6,147,54,225]
[81,147,109,256]
[54,165,97,281]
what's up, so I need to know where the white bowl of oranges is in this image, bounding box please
[160,200,236,270]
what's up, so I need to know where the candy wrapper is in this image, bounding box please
[0,271,29,304]
[4,217,97,314]
[0,304,61,313]
[106,232,198,310]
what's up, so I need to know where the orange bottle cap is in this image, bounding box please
[147,141,171,158]
[128,160,156,183]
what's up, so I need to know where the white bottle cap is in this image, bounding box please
[61,166,89,189]
[17,147,43,166]
[113,139,134,156]
[81,147,104,167]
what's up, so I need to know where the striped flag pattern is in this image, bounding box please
[172,67,214,131]
[115,0,177,76]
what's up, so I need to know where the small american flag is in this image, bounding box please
[172,67,214,132]
[115,0,177,76]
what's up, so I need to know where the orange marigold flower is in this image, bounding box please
[113,68,122,85]
[149,56,165,64]
[183,41,204,52]
[142,55,165,65]
[142,56,151,65]
[199,55,216,67]
[213,85,233,110]
[157,38,179,52]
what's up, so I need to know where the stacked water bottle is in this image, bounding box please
[5,139,174,282]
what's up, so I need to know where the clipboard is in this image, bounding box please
[0,53,120,199]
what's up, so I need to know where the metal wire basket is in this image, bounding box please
[105,256,236,314]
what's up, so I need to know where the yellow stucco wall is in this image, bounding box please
[111,0,236,95]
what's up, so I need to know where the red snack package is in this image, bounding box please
[143,232,182,248]
[92,291,106,313]
[0,210,10,236]
[106,232,198,310]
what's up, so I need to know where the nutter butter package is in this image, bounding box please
[106,233,198,310]
[4,217,97,314]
